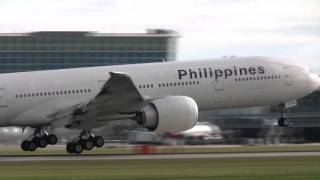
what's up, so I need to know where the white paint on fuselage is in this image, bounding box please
[0,56,316,127]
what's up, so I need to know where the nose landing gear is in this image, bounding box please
[21,129,58,151]
[278,117,290,127]
[66,130,104,154]
[277,103,293,127]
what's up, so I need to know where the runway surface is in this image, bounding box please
[1,151,320,161]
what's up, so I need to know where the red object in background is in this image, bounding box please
[134,145,157,154]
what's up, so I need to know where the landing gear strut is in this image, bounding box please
[66,130,104,154]
[21,129,58,151]
[277,103,291,127]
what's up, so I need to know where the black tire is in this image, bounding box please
[73,143,83,154]
[33,137,41,146]
[66,143,75,154]
[38,137,48,148]
[28,140,38,151]
[278,117,290,127]
[83,139,94,151]
[48,134,58,145]
[21,140,30,151]
[94,136,104,148]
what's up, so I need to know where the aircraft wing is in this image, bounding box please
[85,71,145,114]
[49,72,147,129]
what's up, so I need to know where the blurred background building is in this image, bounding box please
[0,29,178,73]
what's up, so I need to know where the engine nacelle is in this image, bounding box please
[134,96,198,133]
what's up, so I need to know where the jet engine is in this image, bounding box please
[133,96,198,133]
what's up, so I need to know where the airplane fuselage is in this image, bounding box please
[0,56,317,127]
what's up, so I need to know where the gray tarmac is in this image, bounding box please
[1,151,320,162]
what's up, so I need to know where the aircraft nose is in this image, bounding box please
[308,73,320,93]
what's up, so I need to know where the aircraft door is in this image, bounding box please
[283,66,293,86]
[0,88,8,107]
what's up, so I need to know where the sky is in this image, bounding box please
[0,0,319,70]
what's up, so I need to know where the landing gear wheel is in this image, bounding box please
[38,137,48,148]
[66,143,75,154]
[94,136,104,148]
[278,117,290,127]
[48,134,58,145]
[20,128,58,152]
[73,143,83,154]
[28,140,38,151]
[21,140,30,151]
[33,137,41,146]
[82,139,94,151]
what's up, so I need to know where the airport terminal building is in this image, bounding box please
[0,29,178,73]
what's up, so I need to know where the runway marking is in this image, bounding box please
[1,151,320,161]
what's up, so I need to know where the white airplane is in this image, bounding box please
[178,122,222,139]
[0,56,318,154]
[166,122,223,145]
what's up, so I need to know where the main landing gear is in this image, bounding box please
[21,129,58,151]
[277,103,291,127]
[66,130,104,154]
